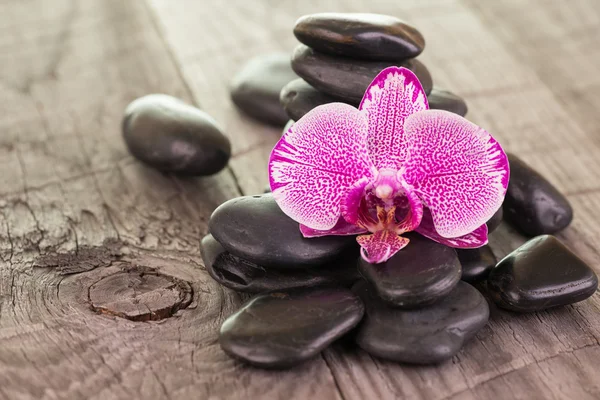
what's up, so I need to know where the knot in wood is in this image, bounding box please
[89,271,192,321]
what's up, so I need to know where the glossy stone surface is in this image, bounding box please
[358,234,461,308]
[457,245,496,283]
[486,207,504,234]
[209,194,356,268]
[487,235,598,312]
[220,287,364,368]
[427,88,468,116]
[230,53,297,126]
[354,280,489,364]
[280,78,351,121]
[201,234,361,292]
[293,13,425,61]
[291,45,433,103]
[122,94,231,175]
[504,154,573,236]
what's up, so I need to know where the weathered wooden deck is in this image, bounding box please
[2,0,600,399]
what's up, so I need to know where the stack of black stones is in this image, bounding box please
[206,13,600,369]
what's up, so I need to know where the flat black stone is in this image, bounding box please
[503,153,573,236]
[201,234,361,292]
[293,13,425,61]
[457,245,496,283]
[230,54,297,126]
[427,88,468,116]
[209,194,356,269]
[291,45,433,103]
[220,287,364,368]
[486,207,503,234]
[354,280,489,364]
[280,79,353,121]
[487,235,598,312]
[358,234,461,308]
[122,95,231,176]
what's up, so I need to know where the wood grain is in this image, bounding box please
[1,0,600,398]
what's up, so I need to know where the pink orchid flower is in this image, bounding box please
[268,66,509,264]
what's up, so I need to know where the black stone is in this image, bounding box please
[122,95,231,176]
[487,235,598,312]
[208,194,356,269]
[504,154,573,236]
[457,245,496,283]
[230,54,297,126]
[220,287,364,368]
[293,13,425,61]
[427,88,468,116]
[486,207,503,234]
[354,280,489,364]
[358,234,461,308]
[280,79,353,121]
[291,45,433,103]
[201,234,361,292]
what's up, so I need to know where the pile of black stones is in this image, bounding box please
[230,13,468,128]
[118,13,598,369]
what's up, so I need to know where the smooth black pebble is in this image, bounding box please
[486,207,503,234]
[428,88,468,116]
[354,280,489,364]
[487,235,598,312]
[457,245,496,283]
[122,95,231,176]
[219,287,364,368]
[504,153,573,236]
[280,78,352,121]
[230,53,297,126]
[201,234,361,292]
[293,13,425,61]
[209,194,356,268]
[291,45,433,103]
[358,234,461,308]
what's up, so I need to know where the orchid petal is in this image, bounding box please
[269,103,375,230]
[341,177,370,226]
[359,66,429,170]
[357,231,410,264]
[416,208,488,248]
[402,110,509,238]
[300,218,367,238]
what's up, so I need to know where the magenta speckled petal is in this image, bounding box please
[300,219,367,238]
[416,208,488,248]
[269,103,375,230]
[357,231,410,263]
[341,178,370,226]
[359,66,429,170]
[402,110,509,238]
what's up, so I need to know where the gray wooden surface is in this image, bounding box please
[1,0,600,399]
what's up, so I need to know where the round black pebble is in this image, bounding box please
[487,235,598,312]
[358,234,461,308]
[291,45,432,103]
[122,94,230,176]
[503,153,573,236]
[280,78,350,121]
[354,280,489,364]
[293,13,425,61]
[486,207,504,234]
[457,245,496,283]
[230,53,297,126]
[220,287,365,368]
[201,234,361,292]
[208,194,356,269]
[427,88,468,116]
